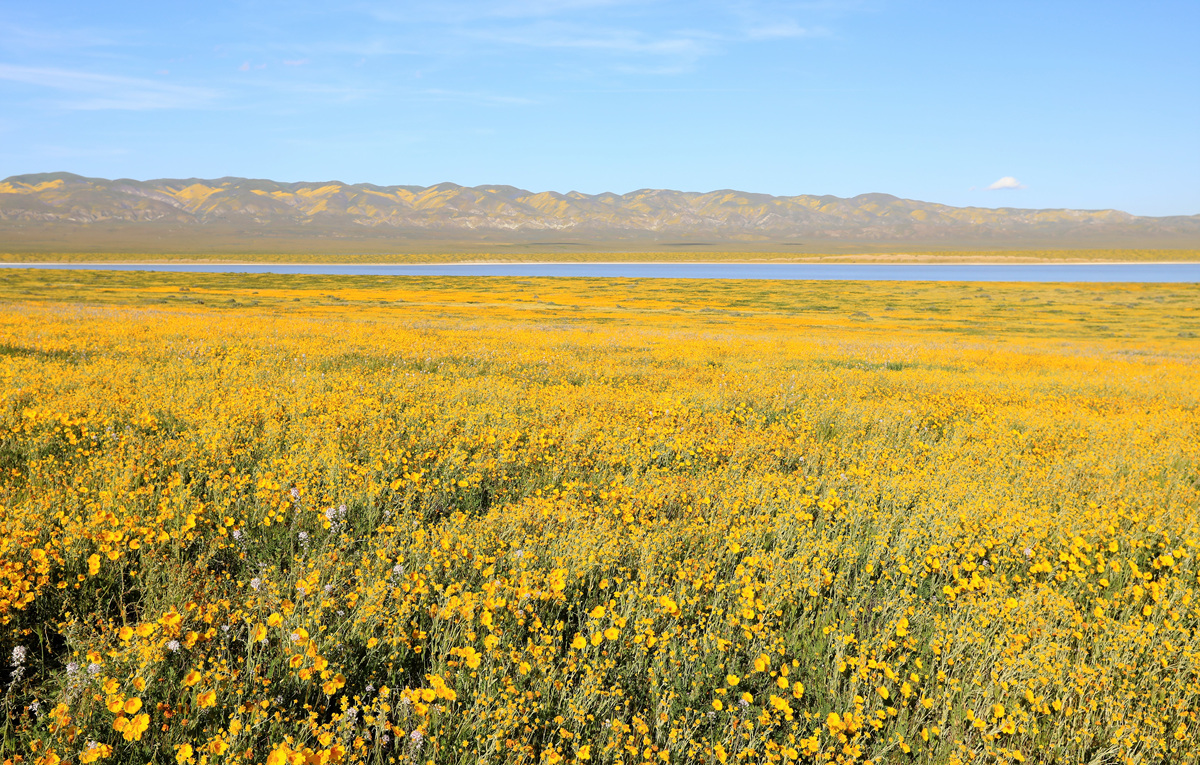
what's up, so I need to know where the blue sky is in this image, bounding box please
[1,0,1197,216]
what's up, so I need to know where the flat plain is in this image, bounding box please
[1,269,1198,765]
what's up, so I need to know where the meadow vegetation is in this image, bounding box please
[1,270,1198,765]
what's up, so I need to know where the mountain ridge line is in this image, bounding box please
[2,172,1197,252]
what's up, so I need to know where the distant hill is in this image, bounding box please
[1,172,1197,253]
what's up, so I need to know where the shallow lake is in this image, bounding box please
[2,262,1199,282]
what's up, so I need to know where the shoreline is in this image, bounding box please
[1,258,1197,268]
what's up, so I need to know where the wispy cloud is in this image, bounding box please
[362,1,831,75]
[478,23,709,57]
[462,19,825,75]
[0,22,121,52]
[745,21,829,40]
[283,59,310,67]
[283,39,419,58]
[486,0,643,19]
[987,176,1027,190]
[0,64,218,110]
[224,75,377,107]
[413,88,536,105]
[366,0,643,24]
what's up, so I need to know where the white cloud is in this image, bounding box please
[285,39,418,58]
[367,0,642,24]
[0,64,218,110]
[0,22,121,52]
[470,0,641,20]
[413,88,536,105]
[474,23,709,57]
[745,21,828,39]
[987,176,1026,190]
[365,2,832,75]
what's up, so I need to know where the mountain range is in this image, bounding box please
[2,172,1197,253]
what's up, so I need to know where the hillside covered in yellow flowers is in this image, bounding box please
[3,173,1199,254]
[1,270,1198,765]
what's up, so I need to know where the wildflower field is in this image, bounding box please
[1,269,1199,765]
